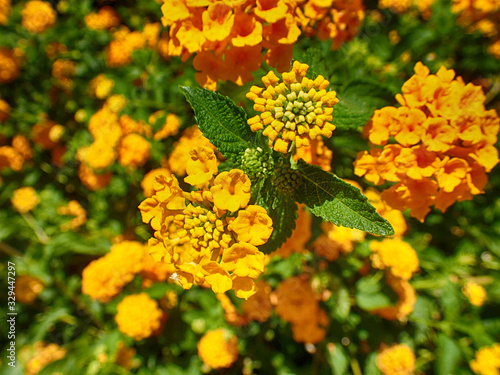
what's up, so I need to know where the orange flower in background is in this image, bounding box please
[355,62,500,221]
[118,133,151,169]
[247,61,338,153]
[139,147,272,299]
[376,343,416,375]
[160,0,364,89]
[115,293,164,340]
[371,274,417,321]
[272,204,311,258]
[21,0,57,34]
[0,0,11,25]
[90,74,115,99]
[273,275,329,343]
[84,6,121,31]
[78,163,112,191]
[198,329,239,369]
[0,98,10,122]
[58,200,87,231]
[370,238,419,280]
[16,275,44,304]
[0,47,21,84]
[25,342,66,375]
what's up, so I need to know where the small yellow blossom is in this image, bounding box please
[463,281,487,306]
[197,329,238,369]
[84,6,120,31]
[117,133,151,169]
[57,200,87,231]
[90,74,115,99]
[141,168,171,197]
[152,113,181,140]
[16,275,44,304]
[376,343,416,375]
[370,238,419,280]
[11,187,40,213]
[247,61,338,153]
[21,0,57,34]
[25,342,66,375]
[470,343,500,375]
[115,293,163,340]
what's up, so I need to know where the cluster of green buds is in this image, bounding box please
[240,147,274,180]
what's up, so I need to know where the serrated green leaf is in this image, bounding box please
[295,160,394,236]
[333,79,392,130]
[327,344,350,375]
[180,86,255,158]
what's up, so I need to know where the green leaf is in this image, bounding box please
[435,334,462,375]
[180,86,255,158]
[355,275,396,310]
[332,79,392,130]
[295,160,394,236]
[327,344,349,375]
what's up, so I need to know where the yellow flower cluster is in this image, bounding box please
[151,112,181,141]
[0,0,11,25]
[115,293,164,340]
[293,138,333,171]
[21,0,57,34]
[470,343,500,375]
[84,6,121,31]
[11,187,40,213]
[462,280,487,306]
[77,99,155,187]
[0,47,21,84]
[139,146,273,299]
[197,329,239,369]
[82,241,148,303]
[273,276,328,343]
[106,24,161,68]
[89,74,115,99]
[161,0,364,89]
[16,275,44,304]
[370,238,419,280]
[376,343,416,375]
[378,0,435,19]
[247,61,339,153]
[1,136,30,179]
[57,200,87,231]
[355,62,500,221]
[25,342,66,375]
[452,0,500,58]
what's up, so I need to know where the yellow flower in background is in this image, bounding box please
[11,187,40,213]
[25,342,66,375]
[0,0,11,25]
[82,241,148,303]
[376,343,416,375]
[247,61,338,153]
[152,112,181,140]
[21,0,57,34]
[16,275,44,304]
[90,74,115,99]
[272,203,311,258]
[117,133,151,169]
[139,147,272,299]
[470,343,500,375]
[115,293,163,340]
[463,281,487,306]
[58,200,87,231]
[0,98,10,122]
[370,238,419,280]
[84,6,121,31]
[197,329,238,369]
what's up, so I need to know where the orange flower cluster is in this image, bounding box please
[57,200,87,231]
[115,293,164,340]
[377,0,435,19]
[452,0,500,58]
[376,343,416,375]
[470,343,500,375]
[0,98,10,122]
[0,136,32,180]
[52,59,76,92]
[89,73,115,99]
[273,276,328,343]
[355,62,500,221]
[0,0,11,25]
[84,6,121,31]
[16,275,44,304]
[247,61,339,153]
[272,204,311,258]
[25,342,66,375]
[462,280,487,306]
[293,138,333,171]
[81,241,149,303]
[21,0,57,34]
[197,329,239,369]
[106,24,161,68]
[160,0,364,89]
[0,47,22,84]
[11,187,40,213]
[139,146,273,299]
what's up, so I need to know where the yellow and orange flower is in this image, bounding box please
[376,343,416,375]
[115,293,164,340]
[21,0,57,34]
[197,329,239,369]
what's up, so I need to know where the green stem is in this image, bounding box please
[0,242,22,257]
[22,212,50,244]
[485,75,500,105]
[350,358,363,375]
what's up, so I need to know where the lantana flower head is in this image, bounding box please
[197,329,239,369]
[376,343,416,375]
[139,146,273,299]
[470,343,500,375]
[247,61,339,153]
[115,293,164,340]
[355,62,500,221]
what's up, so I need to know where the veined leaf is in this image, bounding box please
[332,79,392,130]
[295,160,394,236]
[180,86,255,158]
